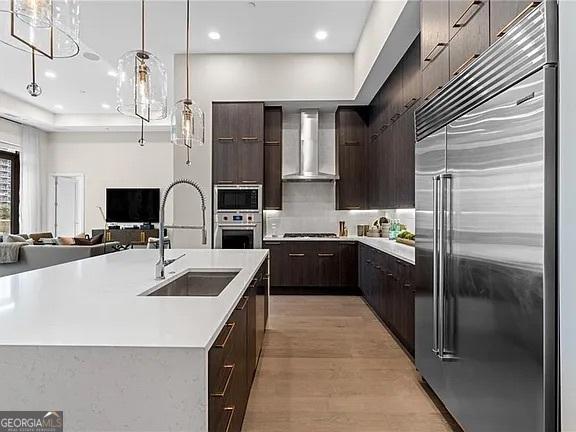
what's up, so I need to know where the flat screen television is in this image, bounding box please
[106,188,160,223]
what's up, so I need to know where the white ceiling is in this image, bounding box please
[0,0,373,115]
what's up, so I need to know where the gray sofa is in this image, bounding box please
[0,242,120,277]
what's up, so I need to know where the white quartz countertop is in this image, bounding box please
[263,235,415,264]
[0,249,268,349]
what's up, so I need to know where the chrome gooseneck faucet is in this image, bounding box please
[155,179,207,280]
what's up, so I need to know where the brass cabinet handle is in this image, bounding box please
[265,140,280,144]
[317,253,335,257]
[424,42,448,63]
[217,180,233,184]
[344,140,360,145]
[453,0,483,28]
[214,322,235,349]
[404,97,419,109]
[497,1,540,38]
[211,364,235,397]
[223,407,235,432]
[241,137,259,141]
[236,296,249,311]
[241,180,258,183]
[453,54,480,76]
[217,137,234,141]
[289,253,305,257]
[424,86,443,101]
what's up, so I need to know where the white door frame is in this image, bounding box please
[48,173,85,236]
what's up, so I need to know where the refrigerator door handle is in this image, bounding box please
[438,174,446,359]
[439,173,455,361]
[432,175,441,355]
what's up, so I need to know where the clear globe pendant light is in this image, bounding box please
[116,0,167,123]
[171,0,205,165]
[0,0,80,97]
[0,0,81,58]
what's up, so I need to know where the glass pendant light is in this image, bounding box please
[0,0,80,97]
[171,0,205,165]
[116,0,167,123]
[0,0,80,58]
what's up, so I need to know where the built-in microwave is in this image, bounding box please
[214,185,262,213]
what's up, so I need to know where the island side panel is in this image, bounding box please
[0,346,207,432]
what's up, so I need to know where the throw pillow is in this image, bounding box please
[58,236,76,246]
[74,234,104,246]
[4,234,27,243]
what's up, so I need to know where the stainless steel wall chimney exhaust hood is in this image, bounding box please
[282,110,339,182]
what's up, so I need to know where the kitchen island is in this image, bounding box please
[0,248,269,432]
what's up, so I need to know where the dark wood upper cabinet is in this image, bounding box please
[422,46,449,102]
[420,0,450,69]
[212,102,264,185]
[336,107,367,210]
[387,67,404,125]
[450,0,486,39]
[264,107,283,210]
[237,103,264,184]
[402,36,422,110]
[394,106,416,208]
[367,134,381,209]
[490,0,540,44]
[448,0,489,77]
[377,127,394,209]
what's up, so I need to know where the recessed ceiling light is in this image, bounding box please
[101,103,111,109]
[44,70,57,79]
[208,31,221,40]
[83,52,101,61]
[107,70,118,78]
[315,30,328,41]
[54,104,63,110]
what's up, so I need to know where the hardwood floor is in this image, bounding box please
[242,296,461,432]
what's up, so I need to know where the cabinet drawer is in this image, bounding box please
[209,322,236,385]
[449,0,489,77]
[422,46,449,102]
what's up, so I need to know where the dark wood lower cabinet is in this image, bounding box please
[358,244,415,355]
[208,261,267,432]
[263,241,358,289]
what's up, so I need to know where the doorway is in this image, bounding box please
[48,174,84,237]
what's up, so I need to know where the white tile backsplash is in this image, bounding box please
[264,182,415,236]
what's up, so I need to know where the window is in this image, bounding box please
[0,150,20,234]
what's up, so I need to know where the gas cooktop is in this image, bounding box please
[283,233,338,238]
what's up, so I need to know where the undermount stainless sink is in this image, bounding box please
[143,271,239,297]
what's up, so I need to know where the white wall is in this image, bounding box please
[559,1,576,430]
[172,53,355,247]
[0,118,21,147]
[44,132,173,235]
[354,0,420,103]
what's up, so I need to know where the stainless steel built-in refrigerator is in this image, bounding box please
[414,3,557,431]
